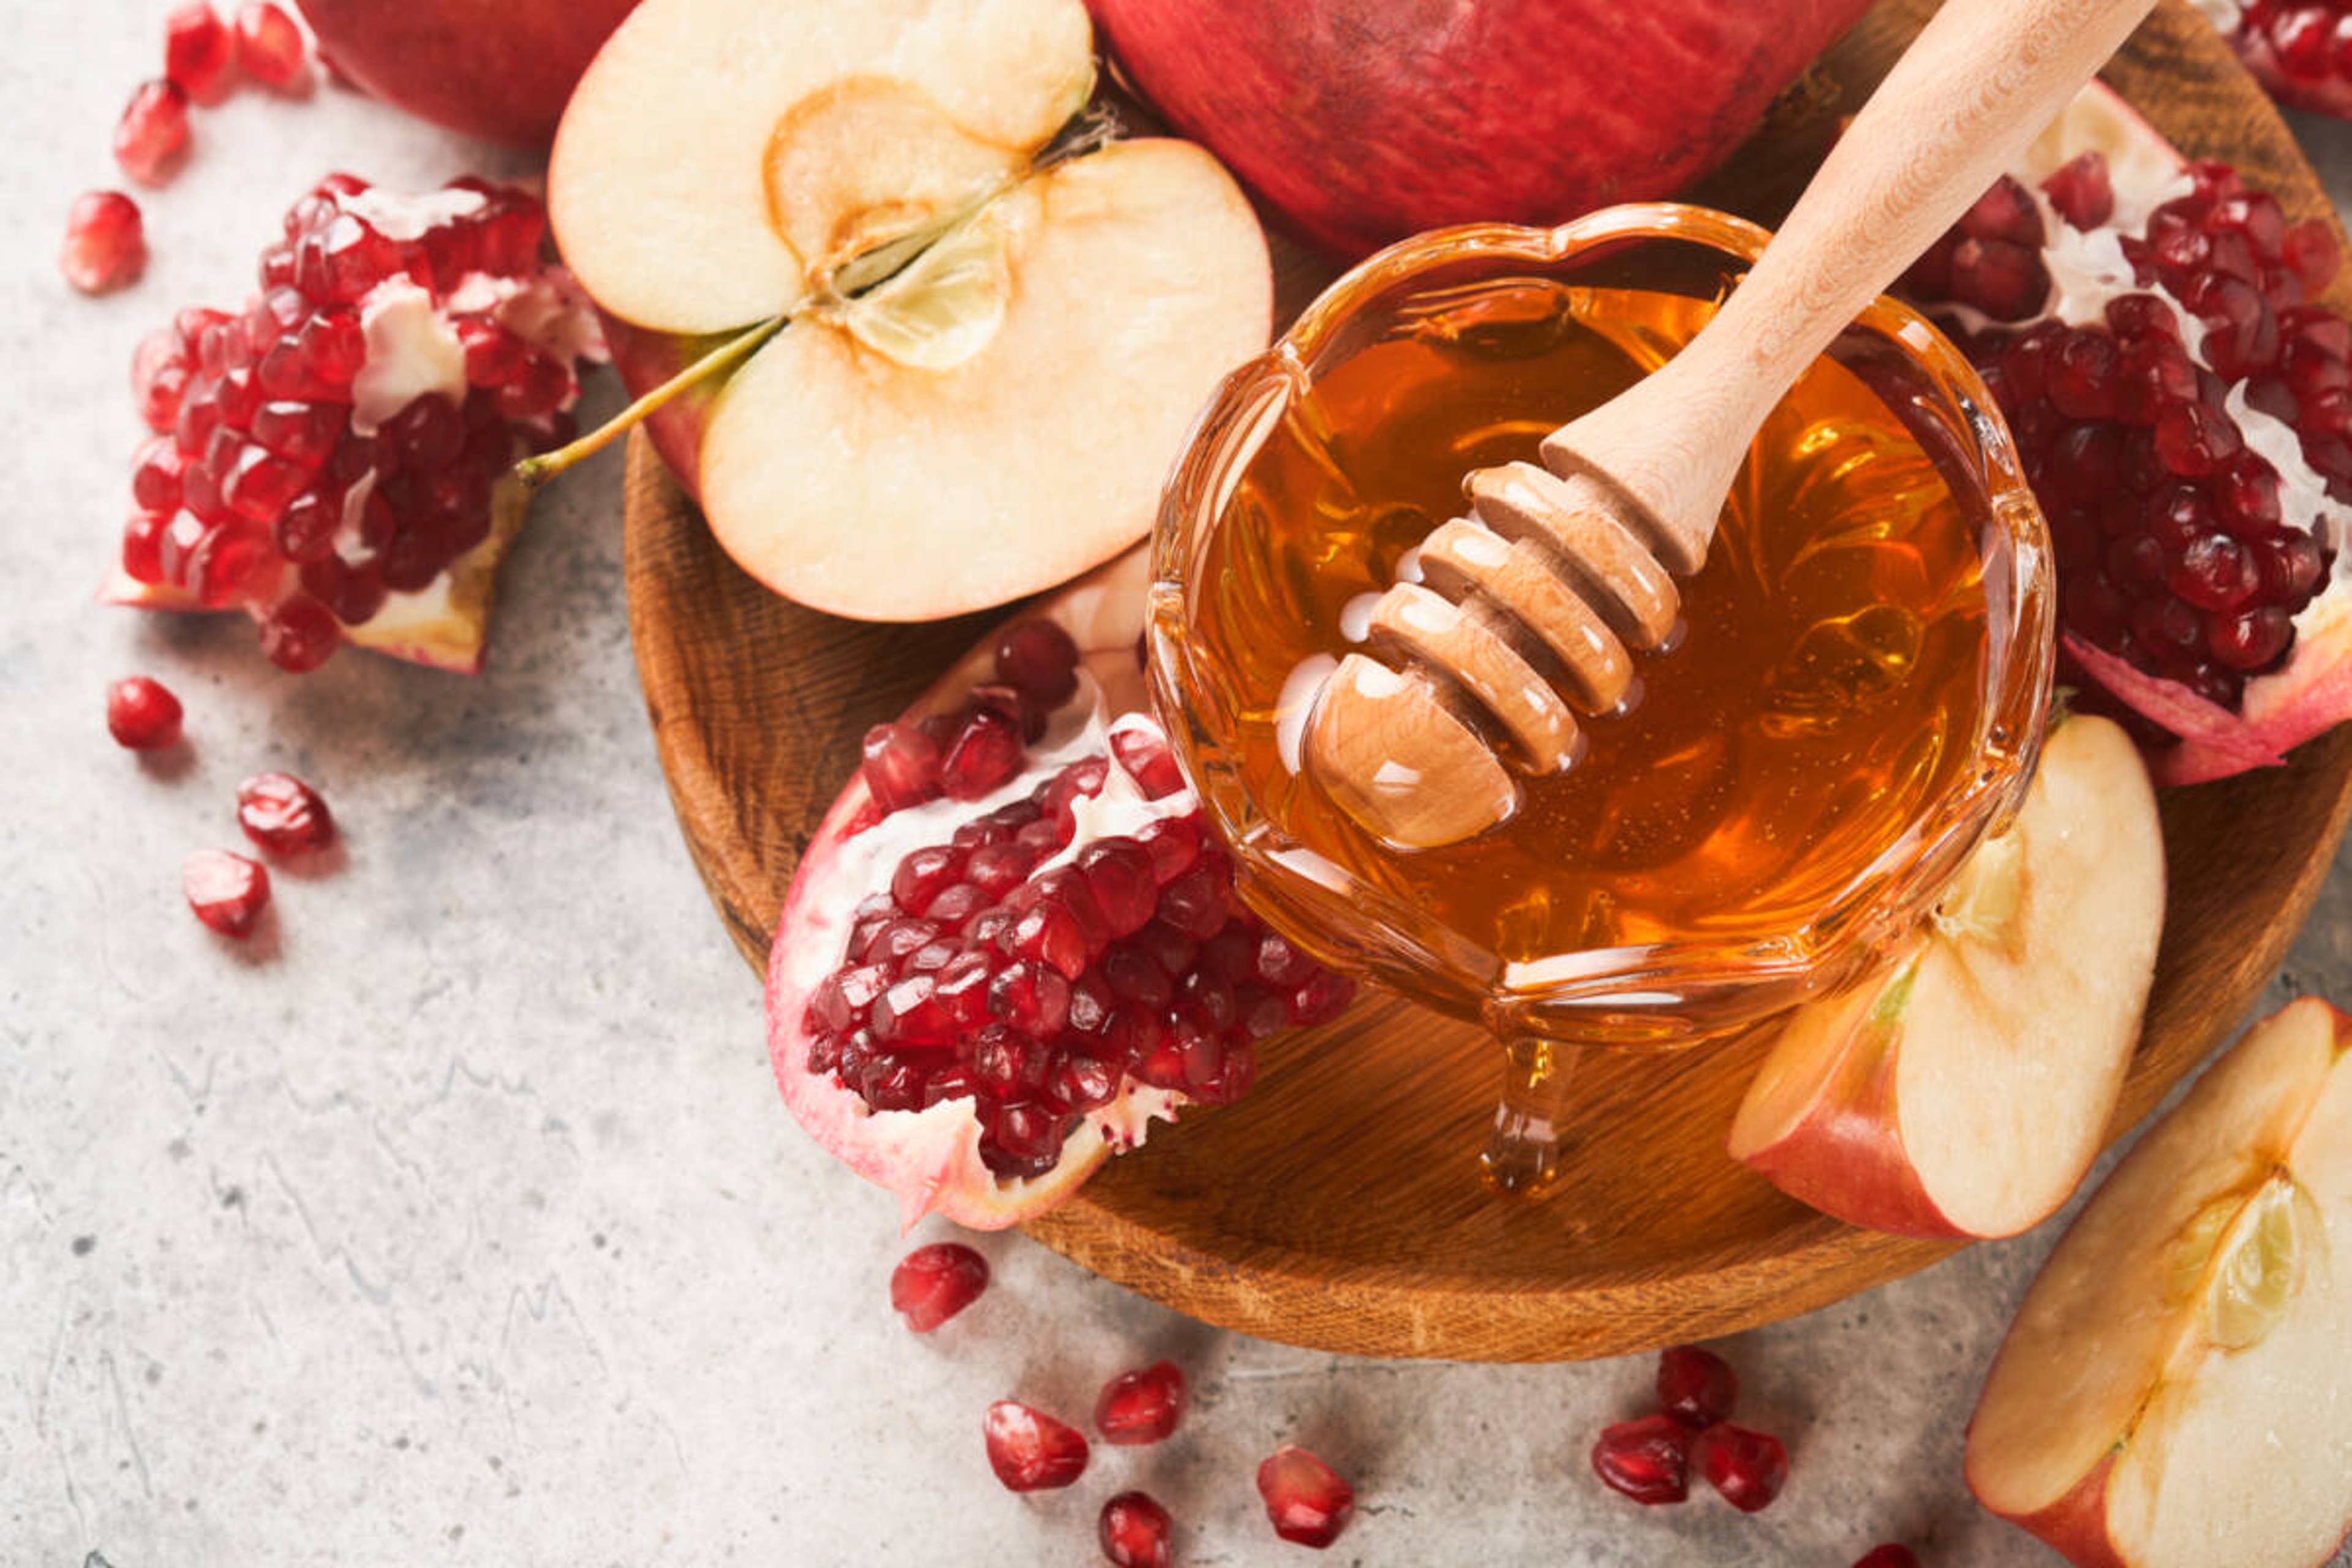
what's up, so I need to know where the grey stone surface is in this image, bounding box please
[6,8,2352,1564]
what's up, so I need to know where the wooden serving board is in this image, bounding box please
[624,0,2352,1360]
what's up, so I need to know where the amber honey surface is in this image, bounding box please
[1188,279,1993,967]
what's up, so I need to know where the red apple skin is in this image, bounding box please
[1086,0,1874,258]
[1732,1010,1962,1240]
[1985,1452,2133,1568]
[601,311,717,503]
[295,0,640,146]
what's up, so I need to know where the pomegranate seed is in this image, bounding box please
[122,511,171,584]
[1256,1444,1354,1548]
[233,2,307,89]
[981,1401,1088,1491]
[992,618,1080,709]
[1098,1491,1174,1568]
[257,597,340,671]
[1095,1360,1186,1446]
[1656,1344,1738,1429]
[1110,726,1186,798]
[132,332,190,432]
[1592,1414,1690,1505]
[61,192,146,295]
[106,676,183,750]
[235,772,334,854]
[164,3,235,100]
[1853,1548,1921,1568]
[2042,151,2114,229]
[862,722,943,814]
[1691,1422,1789,1512]
[889,1242,988,1332]
[183,848,271,938]
[114,80,192,187]
[1949,236,2047,320]
[941,706,1025,800]
[1959,175,2045,249]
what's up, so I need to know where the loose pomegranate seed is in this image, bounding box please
[993,617,1080,709]
[889,1242,987,1332]
[233,2,307,89]
[1094,1360,1186,1445]
[62,192,146,295]
[1591,1414,1690,1505]
[164,3,236,100]
[114,80,192,187]
[1853,1547,1921,1568]
[106,676,183,750]
[1690,1422,1789,1513]
[1256,1444,1354,1548]
[183,849,271,937]
[1656,1344,1738,1429]
[1098,1491,1174,1568]
[235,772,334,854]
[981,1400,1089,1491]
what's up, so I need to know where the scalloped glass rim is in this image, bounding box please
[1148,203,2055,1046]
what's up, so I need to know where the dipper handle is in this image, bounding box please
[1305,0,2155,850]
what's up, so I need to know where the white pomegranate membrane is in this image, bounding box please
[1901,154,2343,719]
[797,620,1352,1185]
[118,174,606,671]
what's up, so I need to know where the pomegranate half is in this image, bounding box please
[764,551,1354,1228]
[1899,83,2352,784]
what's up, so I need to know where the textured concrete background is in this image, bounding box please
[6,6,2352,1564]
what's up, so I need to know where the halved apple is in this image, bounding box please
[1966,997,2352,1568]
[1728,714,2165,1239]
[545,0,1272,622]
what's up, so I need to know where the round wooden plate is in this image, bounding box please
[624,0,2352,1360]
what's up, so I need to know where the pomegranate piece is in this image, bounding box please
[1690,1421,1789,1513]
[106,676,184,750]
[114,80,192,187]
[1591,1414,1691,1506]
[1098,1490,1174,1568]
[981,1400,1089,1491]
[889,1241,988,1332]
[1094,1359,1186,1446]
[1852,1547,1921,1568]
[1255,1444,1355,1548]
[1903,146,2348,734]
[233,3,307,89]
[235,772,335,854]
[62,192,146,295]
[109,173,604,673]
[183,848,271,937]
[1654,1343,1738,1430]
[164,4,236,100]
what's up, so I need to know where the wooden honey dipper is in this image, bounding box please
[1303,0,2154,850]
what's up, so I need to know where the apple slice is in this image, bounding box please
[546,0,1271,622]
[1966,997,2352,1568]
[1728,713,2165,1239]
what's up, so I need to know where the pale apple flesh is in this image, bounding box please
[1729,714,2166,1239]
[97,477,532,675]
[695,138,1270,621]
[548,0,1097,335]
[1967,998,2352,1568]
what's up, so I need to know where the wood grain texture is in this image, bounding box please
[623,0,2352,1360]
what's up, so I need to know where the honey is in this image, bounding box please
[1178,277,1994,984]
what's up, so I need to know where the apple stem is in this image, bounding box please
[513,314,790,491]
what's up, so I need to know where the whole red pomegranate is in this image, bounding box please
[1087,0,1871,258]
